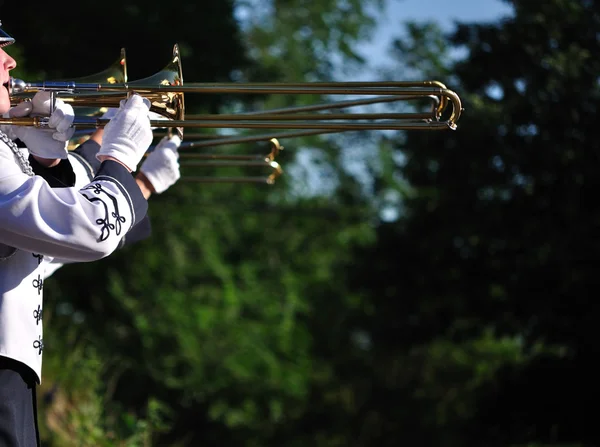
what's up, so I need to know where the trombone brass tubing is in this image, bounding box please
[180,137,282,161]
[183,112,434,121]
[187,94,441,117]
[181,95,443,143]
[179,138,283,184]
[152,119,453,130]
[182,176,280,184]
[180,157,283,185]
[168,81,453,121]
[178,129,340,149]
[181,154,275,160]
[11,79,451,94]
[56,93,441,143]
[2,115,453,131]
[85,93,441,134]
[7,79,462,130]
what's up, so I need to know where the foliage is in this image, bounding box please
[384,0,600,445]
[2,0,596,445]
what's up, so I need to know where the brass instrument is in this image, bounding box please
[65,47,128,119]
[177,138,283,185]
[3,44,464,185]
[62,47,128,84]
[16,48,129,120]
[8,45,185,138]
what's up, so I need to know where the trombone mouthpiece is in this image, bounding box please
[9,77,26,94]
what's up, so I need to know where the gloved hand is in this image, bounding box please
[103,107,166,129]
[96,94,153,172]
[2,92,75,159]
[100,107,119,120]
[139,135,181,194]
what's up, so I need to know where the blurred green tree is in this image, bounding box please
[1,0,384,445]
[5,0,596,445]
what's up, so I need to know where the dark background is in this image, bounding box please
[1,1,597,446]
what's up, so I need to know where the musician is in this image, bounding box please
[0,22,154,447]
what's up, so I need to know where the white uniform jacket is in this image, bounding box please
[42,140,152,278]
[0,136,148,383]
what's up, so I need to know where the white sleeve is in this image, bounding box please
[0,142,148,262]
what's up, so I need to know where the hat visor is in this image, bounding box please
[0,28,15,48]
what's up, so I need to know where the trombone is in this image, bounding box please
[176,137,283,185]
[3,44,464,184]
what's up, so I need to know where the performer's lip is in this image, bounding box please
[2,81,8,94]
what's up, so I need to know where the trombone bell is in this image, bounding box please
[9,44,186,139]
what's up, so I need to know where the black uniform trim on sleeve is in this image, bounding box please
[94,160,148,227]
[28,156,76,188]
[72,140,102,173]
[72,142,153,247]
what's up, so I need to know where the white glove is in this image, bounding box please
[100,107,119,120]
[103,108,165,129]
[96,94,153,172]
[4,92,75,159]
[140,135,181,194]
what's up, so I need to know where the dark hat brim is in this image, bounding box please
[0,26,15,48]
